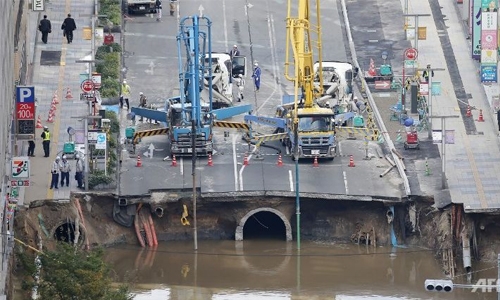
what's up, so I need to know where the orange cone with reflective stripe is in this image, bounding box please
[243,153,249,166]
[36,116,43,128]
[478,109,485,122]
[466,105,472,118]
[171,155,177,167]
[136,155,142,167]
[349,155,355,167]
[313,156,319,168]
[65,88,73,99]
[207,154,213,166]
[277,154,283,167]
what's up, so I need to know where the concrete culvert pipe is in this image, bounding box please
[155,207,164,218]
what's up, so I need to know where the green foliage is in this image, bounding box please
[96,44,122,60]
[17,243,131,300]
[96,52,120,79]
[89,170,114,189]
[96,51,121,98]
[105,111,120,134]
[99,0,122,25]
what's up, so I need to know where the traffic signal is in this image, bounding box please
[425,279,454,292]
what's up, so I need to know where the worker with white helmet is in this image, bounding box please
[50,156,61,189]
[230,44,240,59]
[252,62,261,92]
[121,79,131,111]
[75,154,84,189]
[41,126,51,157]
[59,155,71,187]
[235,74,245,102]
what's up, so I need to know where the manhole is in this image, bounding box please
[40,50,61,66]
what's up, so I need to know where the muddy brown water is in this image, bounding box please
[103,240,498,300]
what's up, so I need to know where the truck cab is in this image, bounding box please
[125,0,156,14]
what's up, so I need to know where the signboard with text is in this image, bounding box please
[472,0,482,59]
[91,73,101,89]
[11,157,30,179]
[15,86,36,136]
[32,0,45,11]
[481,64,498,82]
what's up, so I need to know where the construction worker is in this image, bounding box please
[422,65,434,82]
[41,126,50,157]
[230,45,240,59]
[50,156,60,189]
[156,0,162,21]
[59,155,71,187]
[139,92,147,122]
[75,154,84,189]
[169,0,177,16]
[121,80,131,110]
[235,74,245,102]
[252,62,261,92]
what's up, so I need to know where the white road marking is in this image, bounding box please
[232,135,239,191]
[285,146,290,155]
[180,157,184,176]
[223,0,229,51]
[343,171,349,194]
[288,170,294,192]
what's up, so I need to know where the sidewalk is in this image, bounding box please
[404,0,500,212]
[20,0,96,205]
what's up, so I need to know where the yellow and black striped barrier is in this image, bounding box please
[254,133,288,147]
[336,127,380,141]
[212,121,250,131]
[133,128,169,144]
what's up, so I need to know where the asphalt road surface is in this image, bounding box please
[119,0,403,200]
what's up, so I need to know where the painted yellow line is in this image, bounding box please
[46,0,71,200]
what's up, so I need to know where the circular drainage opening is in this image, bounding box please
[53,222,85,244]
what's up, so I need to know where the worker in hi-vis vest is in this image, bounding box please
[120,79,131,110]
[41,126,50,157]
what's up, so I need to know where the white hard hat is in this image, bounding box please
[62,155,67,159]
[233,44,237,48]
[239,74,243,78]
[254,62,258,66]
[354,96,358,100]
[75,154,80,159]
[123,79,127,83]
[43,126,48,129]
[140,92,143,95]
[56,156,60,160]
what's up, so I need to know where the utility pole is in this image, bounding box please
[418,65,445,139]
[72,115,102,191]
[403,14,430,51]
[429,115,459,189]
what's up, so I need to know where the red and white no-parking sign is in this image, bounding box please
[81,79,95,93]
[404,48,418,60]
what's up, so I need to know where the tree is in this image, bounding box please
[19,243,131,300]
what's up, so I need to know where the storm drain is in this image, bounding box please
[53,221,85,244]
[40,50,61,66]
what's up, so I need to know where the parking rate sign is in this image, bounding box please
[16,86,36,135]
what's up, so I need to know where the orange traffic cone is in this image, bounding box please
[348,155,355,167]
[313,156,319,168]
[36,116,43,128]
[477,109,485,122]
[53,94,59,104]
[51,103,57,111]
[47,111,54,123]
[277,154,283,167]
[51,97,58,105]
[466,105,472,118]
[65,88,73,99]
[207,154,213,166]
[171,155,177,167]
[136,155,142,167]
[243,153,249,166]
[368,58,376,77]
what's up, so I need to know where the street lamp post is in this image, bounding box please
[417,65,445,139]
[71,115,102,191]
[429,115,459,189]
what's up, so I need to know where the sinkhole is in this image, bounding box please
[243,211,286,240]
[53,222,85,244]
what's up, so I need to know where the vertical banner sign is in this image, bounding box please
[32,0,45,11]
[480,4,498,83]
[472,0,482,59]
[470,0,474,36]
[15,87,36,136]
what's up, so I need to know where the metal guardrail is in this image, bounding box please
[340,0,412,197]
